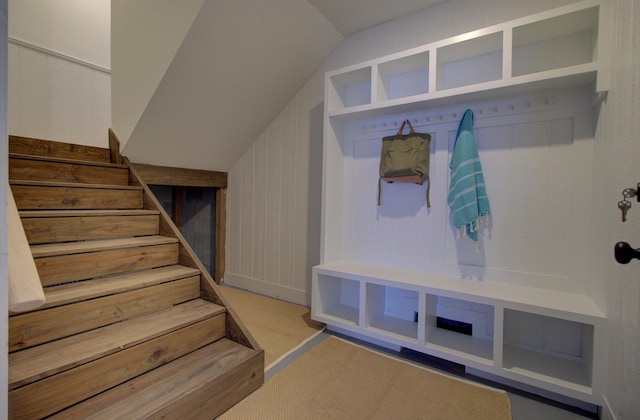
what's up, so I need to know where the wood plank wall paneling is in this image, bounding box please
[132,162,226,282]
[132,163,227,188]
[224,0,594,306]
[215,189,227,284]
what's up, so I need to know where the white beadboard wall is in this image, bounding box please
[594,0,640,418]
[339,89,594,295]
[8,41,111,148]
[225,0,583,306]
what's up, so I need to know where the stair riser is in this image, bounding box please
[22,215,160,244]
[9,157,129,185]
[9,315,227,419]
[149,349,264,419]
[9,276,201,352]
[12,185,143,210]
[9,135,111,163]
[48,340,261,419]
[35,243,180,286]
[41,265,201,309]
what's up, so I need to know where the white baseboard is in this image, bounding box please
[223,272,310,306]
[327,325,403,352]
[600,395,617,420]
[467,367,599,413]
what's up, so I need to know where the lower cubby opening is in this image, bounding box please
[365,283,418,343]
[424,295,494,365]
[315,274,360,326]
[502,309,593,390]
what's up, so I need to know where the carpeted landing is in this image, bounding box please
[220,285,325,369]
[220,335,512,419]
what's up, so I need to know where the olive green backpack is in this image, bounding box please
[378,119,431,207]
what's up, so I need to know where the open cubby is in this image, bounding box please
[502,309,594,390]
[436,31,503,91]
[377,52,429,102]
[424,294,494,365]
[314,274,360,326]
[512,6,599,77]
[327,66,372,111]
[365,283,419,343]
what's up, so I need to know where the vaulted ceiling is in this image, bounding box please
[117,0,445,172]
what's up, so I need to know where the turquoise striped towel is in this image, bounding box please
[447,109,490,241]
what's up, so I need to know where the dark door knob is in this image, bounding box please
[614,242,640,264]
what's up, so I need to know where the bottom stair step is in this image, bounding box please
[9,300,227,419]
[51,338,264,420]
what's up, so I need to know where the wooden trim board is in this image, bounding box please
[132,163,227,188]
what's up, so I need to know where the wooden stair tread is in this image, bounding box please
[31,235,179,258]
[9,299,226,389]
[10,179,142,190]
[41,265,201,309]
[9,276,201,352]
[19,209,159,218]
[51,339,259,419]
[9,153,127,169]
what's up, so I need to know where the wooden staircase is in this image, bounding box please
[7,135,264,419]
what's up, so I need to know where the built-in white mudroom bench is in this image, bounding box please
[312,0,609,406]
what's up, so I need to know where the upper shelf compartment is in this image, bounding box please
[377,51,430,102]
[327,66,372,111]
[512,6,599,78]
[325,0,608,118]
[436,31,503,91]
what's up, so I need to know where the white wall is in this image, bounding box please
[7,0,111,147]
[593,1,640,417]
[225,0,582,305]
[1,0,8,416]
[9,0,110,69]
[111,0,205,147]
[118,0,342,172]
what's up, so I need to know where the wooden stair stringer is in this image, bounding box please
[126,156,263,352]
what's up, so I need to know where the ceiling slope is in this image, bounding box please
[308,0,447,36]
[111,0,206,149]
[122,0,343,172]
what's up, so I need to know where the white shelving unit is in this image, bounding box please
[313,261,606,403]
[313,0,609,405]
[323,0,608,121]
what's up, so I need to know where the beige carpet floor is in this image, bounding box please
[220,336,512,419]
[220,285,325,369]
